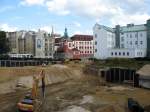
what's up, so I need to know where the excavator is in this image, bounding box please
[17,70,45,112]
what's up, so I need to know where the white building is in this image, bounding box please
[93,23,148,59]
[70,35,94,58]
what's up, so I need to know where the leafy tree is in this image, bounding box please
[0,31,9,54]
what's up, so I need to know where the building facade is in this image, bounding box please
[7,30,56,58]
[70,35,94,58]
[7,31,22,54]
[54,34,94,60]
[93,19,150,59]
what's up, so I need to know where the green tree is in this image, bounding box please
[0,31,9,54]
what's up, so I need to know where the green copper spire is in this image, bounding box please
[63,27,68,38]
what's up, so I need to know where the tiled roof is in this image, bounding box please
[71,35,93,41]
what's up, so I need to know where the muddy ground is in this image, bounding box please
[0,63,150,112]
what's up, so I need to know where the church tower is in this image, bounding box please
[63,28,68,38]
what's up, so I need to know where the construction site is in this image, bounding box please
[0,60,150,112]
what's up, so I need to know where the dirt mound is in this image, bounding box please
[0,64,82,94]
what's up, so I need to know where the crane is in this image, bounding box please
[17,69,45,112]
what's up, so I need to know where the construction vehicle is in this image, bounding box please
[128,98,145,112]
[17,70,45,112]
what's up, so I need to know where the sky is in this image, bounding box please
[0,0,150,36]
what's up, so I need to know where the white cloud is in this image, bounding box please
[45,0,150,25]
[45,0,117,17]
[20,0,45,6]
[73,21,81,27]
[111,12,150,26]
[46,0,69,15]
[0,24,18,32]
[18,0,150,27]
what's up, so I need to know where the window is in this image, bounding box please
[95,41,97,45]
[119,52,121,56]
[121,44,124,48]
[127,52,129,56]
[135,41,138,45]
[121,37,124,41]
[127,34,128,37]
[140,41,143,45]
[111,52,113,56]
[130,34,132,38]
[69,43,71,47]
[95,34,97,38]
[115,52,117,56]
[123,52,125,56]
[95,49,97,52]
[130,41,132,45]
[135,33,138,38]
[140,33,143,37]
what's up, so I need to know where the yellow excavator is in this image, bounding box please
[17,70,45,112]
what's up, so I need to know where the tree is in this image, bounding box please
[0,31,9,54]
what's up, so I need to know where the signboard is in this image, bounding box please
[37,39,42,48]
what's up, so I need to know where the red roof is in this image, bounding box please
[55,38,62,43]
[71,35,93,41]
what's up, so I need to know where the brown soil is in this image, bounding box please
[0,63,149,112]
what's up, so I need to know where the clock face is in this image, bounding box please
[37,39,42,48]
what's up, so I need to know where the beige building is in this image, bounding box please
[24,31,35,55]
[35,30,55,58]
[7,30,56,58]
[18,31,26,54]
[7,31,21,54]
[44,33,55,58]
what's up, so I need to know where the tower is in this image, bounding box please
[51,26,54,38]
[63,28,68,38]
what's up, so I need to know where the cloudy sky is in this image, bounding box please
[0,0,150,36]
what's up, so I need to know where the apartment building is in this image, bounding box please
[55,34,94,59]
[7,31,23,54]
[93,19,150,59]
[7,30,56,58]
[70,35,94,58]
